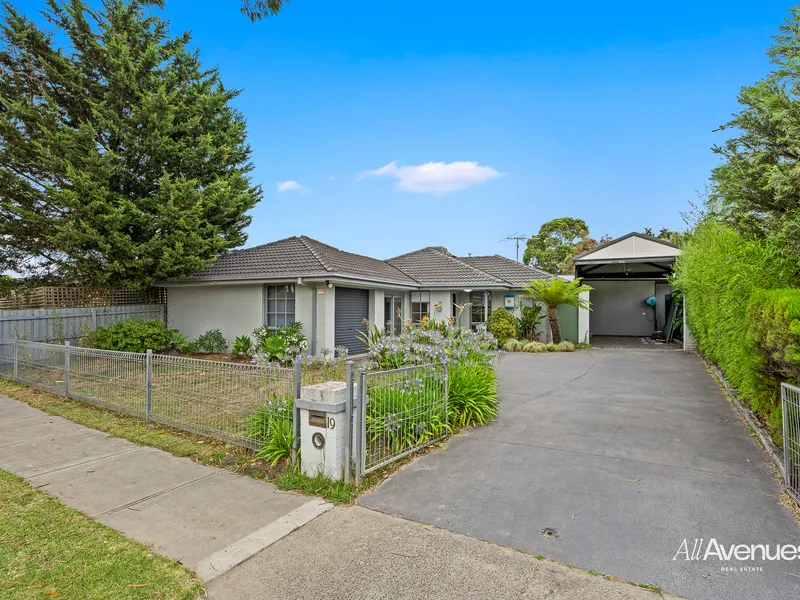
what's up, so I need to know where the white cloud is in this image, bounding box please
[276,180,308,193]
[356,160,502,193]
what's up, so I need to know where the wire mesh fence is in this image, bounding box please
[783,382,800,505]
[1,339,295,451]
[357,362,448,476]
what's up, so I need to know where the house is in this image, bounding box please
[160,236,553,355]
[572,232,681,338]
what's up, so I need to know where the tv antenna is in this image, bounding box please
[499,232,528,262]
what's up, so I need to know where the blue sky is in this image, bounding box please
[19,0,796,259]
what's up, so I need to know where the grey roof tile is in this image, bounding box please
[458,255,552,286]
[387,247,506,287]
[169,236,416,284]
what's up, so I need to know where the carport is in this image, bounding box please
[573,233,680,338]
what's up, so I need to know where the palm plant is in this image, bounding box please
[522,278,592,344]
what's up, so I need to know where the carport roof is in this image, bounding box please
[162,236,555,288]
[573,232,680,264]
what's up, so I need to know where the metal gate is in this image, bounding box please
[782,382,800,504]
[350,362,448,483]
[334,287,369,355]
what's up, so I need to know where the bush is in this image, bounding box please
[576,342,592,350]
[448,364,499,426]
[522,341,548,353]
[519,304,544,340]
[253,322,308,355]
[89,319,172,353]
[486,309,519,345]
[193,329,227,353]
[503,339,524,352]
[673,221,799,437]
[748,289,800,387]
[248,395,294,465]
[549,341,576,352]
[232,335,254,357]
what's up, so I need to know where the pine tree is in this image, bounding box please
[0,0,262,286]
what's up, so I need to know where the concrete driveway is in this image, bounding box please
[360,348,800,600]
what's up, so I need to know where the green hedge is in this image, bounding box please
[748,288,800,391]
[673,221,798,438]
[88,319,172,354]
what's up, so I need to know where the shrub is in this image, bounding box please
[576,342,592,350]
[167,330,188,351]
[748,289,800,387]
[486,309,519,345]
[448,364,499,426]
[258,336,287,363]
[522,341,548,353]
[89,319,172,353]
[253,322,308,355]
[673,221,799,437]
[193,329,228,353]
[232,335,254,357]
[503,339,524,352]
[519,304,544,340]
[550,341,576,352]
[248,395,294,465]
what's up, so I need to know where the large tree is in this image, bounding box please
[0,0,262,287]
[523,217,590,274]
[712,6,800,260]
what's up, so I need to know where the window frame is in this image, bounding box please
[264,284,296,330]
[410,291,431,323]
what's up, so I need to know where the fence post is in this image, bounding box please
[344,360,354,484]
[64,342,71,398]
[145,349,153,423]
[292,359,302,464]
[355,371,366,485]
[12,338,18,381]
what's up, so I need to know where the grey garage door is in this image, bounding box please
[588,280,657,337]
[335,287,369,354]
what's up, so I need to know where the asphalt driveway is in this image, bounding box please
[360,348,800,600]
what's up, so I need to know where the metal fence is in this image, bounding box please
[1,339,295,451]
[783,382,800,504]
[354,362,448,480]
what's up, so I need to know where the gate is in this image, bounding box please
[783,382,800,504]
[351,362,448,483]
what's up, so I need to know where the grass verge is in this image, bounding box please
[0,469,203,599]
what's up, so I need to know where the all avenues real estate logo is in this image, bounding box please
[674,539,800,573]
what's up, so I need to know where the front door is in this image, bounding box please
[470,291,492,328]
[384,293,403,335]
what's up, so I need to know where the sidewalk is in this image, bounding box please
[0,394,331,581]
[208,505,681,600]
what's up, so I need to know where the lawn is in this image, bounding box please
[0,469,203,600]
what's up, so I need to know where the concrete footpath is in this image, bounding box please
[0,394,331,581]
[207,505,680,600]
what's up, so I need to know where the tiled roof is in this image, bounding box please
[169,236,416,284]
[301,237,417,284]
[167,237,553,288]
[387,247,506,287]
[458,255,551,285]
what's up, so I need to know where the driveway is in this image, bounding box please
[360,348,800,600]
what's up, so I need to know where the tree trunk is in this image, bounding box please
[547,305,561,344]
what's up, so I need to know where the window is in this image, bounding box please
[265,285,295,329]
[411,291,431,323]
